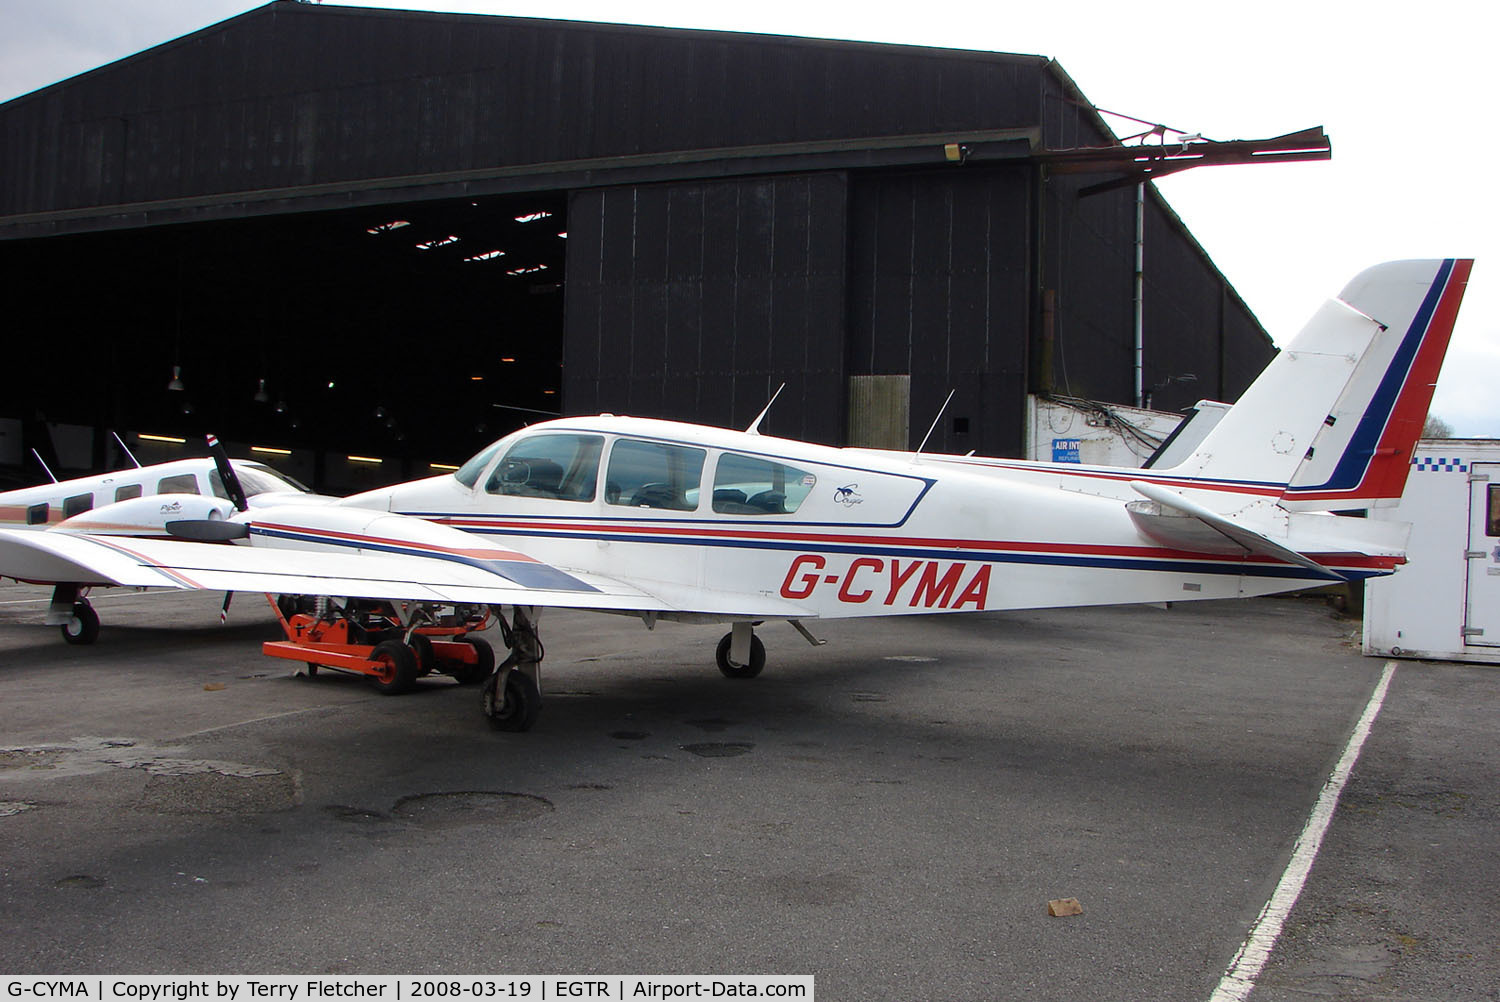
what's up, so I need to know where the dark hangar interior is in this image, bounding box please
[0,0,1285,492]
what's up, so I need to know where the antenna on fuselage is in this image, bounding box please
[111,431,142,469]
[746,383,786,436]
[30,449,58,484]
[915,389,957,462]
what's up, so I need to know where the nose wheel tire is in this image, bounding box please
[60,602,100,646]
[716,632,765,679]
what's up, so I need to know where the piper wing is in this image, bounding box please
[0,524,813,621]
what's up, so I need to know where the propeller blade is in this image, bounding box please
[206,433,249,512]
[166,519,251,542]
[220,592,233,624]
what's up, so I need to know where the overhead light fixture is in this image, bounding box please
[254,378,270,403]
[463,250,506,263]
[514,211,553,223]
[500,357,517,363]
[470,375,484,382]
[505,264,548,277]
[366,220,410,235]
[429,463,460,472]
[138,433,187,444]
[347,455,383,465]
[251,446,291,456]
[416,235,460,251]
[167,366,185,391]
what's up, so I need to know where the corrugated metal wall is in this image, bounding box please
[564,173,849,443]
[847,169,1031,455]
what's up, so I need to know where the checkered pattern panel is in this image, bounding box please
[1411,456,1468,472]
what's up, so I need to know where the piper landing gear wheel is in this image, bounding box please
[450,636,495,685]
[367,639,419,695]
[483,669,541,732]
[60,601,100,646]
[716,631,765,679]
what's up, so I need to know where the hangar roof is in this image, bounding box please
[0,1,1103,239]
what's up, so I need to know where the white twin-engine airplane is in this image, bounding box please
[0,447,318,643]
[0,259,1472,730]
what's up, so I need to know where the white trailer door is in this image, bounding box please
[1465,463,1500,647]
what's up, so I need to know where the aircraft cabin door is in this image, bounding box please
[1464,463,1500,647]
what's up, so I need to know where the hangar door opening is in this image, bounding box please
[1,191,568,491]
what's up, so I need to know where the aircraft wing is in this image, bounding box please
[0,526,814,620]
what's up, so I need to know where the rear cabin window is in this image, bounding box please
[114,484,143,503]
[1489,484,1500,537]
[712,453,817,515]
[27,503,48,525]
[605,439,705,510]
[157,474,199,495]
[63,493,93,518]
[485,434,603,502]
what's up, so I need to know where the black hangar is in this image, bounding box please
[0,1,1318,491]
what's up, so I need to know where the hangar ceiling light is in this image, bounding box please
[505,264,547,277]
[366,220,410,235]
[416,235,460,251]
[514,211,553,223]
[463,249,506,263]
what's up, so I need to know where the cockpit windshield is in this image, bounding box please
[210,464,311,500]
[454,440,505,489]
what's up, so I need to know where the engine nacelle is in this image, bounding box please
[53,493,238,536]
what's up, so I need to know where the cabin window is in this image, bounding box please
[1488,484,1500,537]
[26,503,48,525]
[157,474,199,495]
[605,439,705,510]
[114,484,143,503]
[712,453,817,515]
[63,493,93,518]
[485,434,603,501]
[454,441,504,489]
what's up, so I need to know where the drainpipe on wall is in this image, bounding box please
[1134,181,1145,408]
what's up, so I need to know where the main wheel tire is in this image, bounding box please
[485,669,541,731]
[715,632,765,679]
[60,601,100,646]
[367,639,419,695]
[449,636,495,685]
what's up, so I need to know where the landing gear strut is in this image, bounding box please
[482,605,544,732]
[47,584,99,646]
[716,621,765,678]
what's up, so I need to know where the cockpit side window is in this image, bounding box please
[605,439,705,510]
[485,434,603,501]
[713,453,816,515]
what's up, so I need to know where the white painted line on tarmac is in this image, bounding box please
[1208,660,1397,1002]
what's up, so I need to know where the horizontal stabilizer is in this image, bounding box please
[1128,480,1343,580]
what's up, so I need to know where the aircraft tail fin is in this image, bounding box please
[1161,259,1472,507]
[1282,259,1472,509]
[1159,297,1385,489]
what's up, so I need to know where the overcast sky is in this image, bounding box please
[3,0,1494,434]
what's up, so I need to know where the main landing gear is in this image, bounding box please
[46,584,100,645]
[481,606,544,732]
